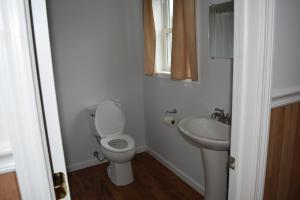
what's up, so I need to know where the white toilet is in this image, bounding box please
[87,99,136,186]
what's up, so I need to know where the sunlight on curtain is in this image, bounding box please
[171,0,198,81]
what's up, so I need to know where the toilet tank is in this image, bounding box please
[86,105,98,137]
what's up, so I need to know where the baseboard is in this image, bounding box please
[146,147,205,196]
[0,142,15,174]
[136,145,146,154]
[67,145,146,172]
[0,163,16,174]
[67,157,106,172]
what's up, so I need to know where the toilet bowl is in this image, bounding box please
[87,99,136,186]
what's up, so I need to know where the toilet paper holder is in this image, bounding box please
[165,109,177,115]
[164,109,178,127]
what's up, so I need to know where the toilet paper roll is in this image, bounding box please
[164,115,178,128]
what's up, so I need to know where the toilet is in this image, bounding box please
[87,99,136,186]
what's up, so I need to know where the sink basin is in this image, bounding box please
[178,117,230,150]
[178,116,231,200]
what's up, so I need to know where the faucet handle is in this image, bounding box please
[214,108,224,114]
[225,113,231,125]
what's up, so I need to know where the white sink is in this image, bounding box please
[178,117,230,150]
[178,117,231,200]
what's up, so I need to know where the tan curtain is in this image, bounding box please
[143,0,156,75]
[171,0,198,81]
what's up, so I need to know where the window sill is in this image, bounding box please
[153,72,170,79]
[151,72,200,85]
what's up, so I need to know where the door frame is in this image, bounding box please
[228,0,275,199]
[1,0,276,199]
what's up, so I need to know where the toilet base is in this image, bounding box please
[107,161,134,186]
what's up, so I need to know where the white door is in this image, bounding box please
[29,0,71,199]
[1,0,71,199]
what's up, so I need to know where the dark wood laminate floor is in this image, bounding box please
[68,152,204,200]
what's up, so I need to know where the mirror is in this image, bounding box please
[209,2,234,59]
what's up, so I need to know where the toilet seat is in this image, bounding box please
[101,134,135,153]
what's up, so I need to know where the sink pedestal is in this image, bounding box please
[201,148,228,200]
[177,117,230,200]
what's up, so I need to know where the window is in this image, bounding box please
[144,0,198,81]
[152,0,173,74]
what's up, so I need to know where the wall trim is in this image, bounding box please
[271,88,300,108]
[272,87,300,99]
[146,147,205,196]
[0,142,15,174]
[67,145,146,172]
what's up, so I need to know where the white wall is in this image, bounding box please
[272,0,300,98]
[46,0,146,170]
[144,0,232,191]
[0,3,15,174]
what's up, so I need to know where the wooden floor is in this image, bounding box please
[68,152,203,200]
[0,172,21,200]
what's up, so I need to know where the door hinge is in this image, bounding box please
[228,156,235,170]
[53,172,67,199]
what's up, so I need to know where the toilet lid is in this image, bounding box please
[95,99,125,138]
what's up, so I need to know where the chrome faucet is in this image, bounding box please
[211,108,231,125]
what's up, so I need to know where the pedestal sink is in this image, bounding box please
[178,117,230,200]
